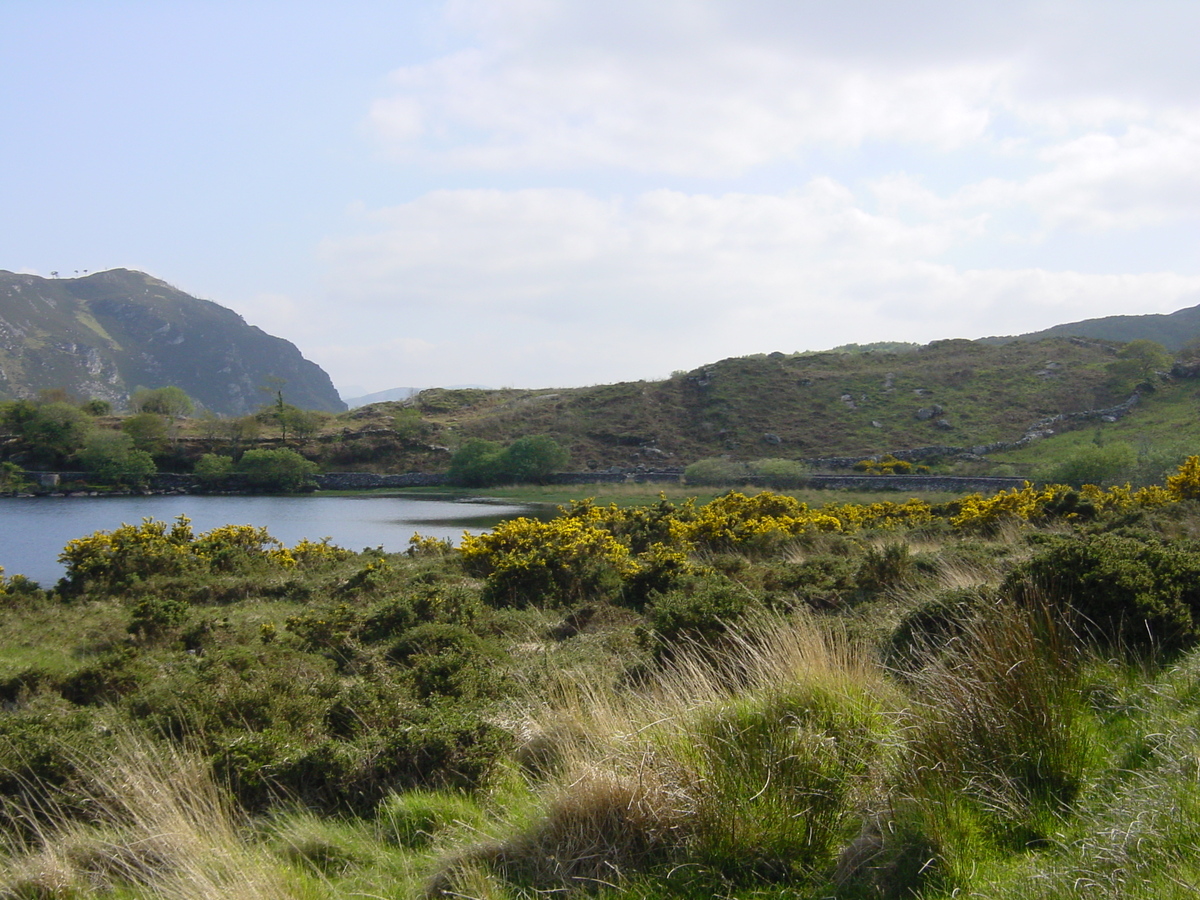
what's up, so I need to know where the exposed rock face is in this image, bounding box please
[0,269,345,414]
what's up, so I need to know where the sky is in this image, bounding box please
[4,1,1200,399]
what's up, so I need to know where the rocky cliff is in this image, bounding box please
[0,269,345,415]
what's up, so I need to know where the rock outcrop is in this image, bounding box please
[0,269,345,414]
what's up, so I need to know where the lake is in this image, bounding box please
[0,494,540,587]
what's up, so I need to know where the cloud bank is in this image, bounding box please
[303,0,1200,390]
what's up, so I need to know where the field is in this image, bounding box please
[4,465,1200,897]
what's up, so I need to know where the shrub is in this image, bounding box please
[235,448,318,492]
[1003,533,1200,655]
[460,516,634,607]
[1042,442,1136,488]
[388,623,507,702]
[683,457,746,485]
[747,457,810,488]
[644,576,760,663]
[127,595,190,642]
[856,541,915,593]
[447,435,569,486]
[193,453,234,483]
[77,431,157,485]
[1167,455,1200,500]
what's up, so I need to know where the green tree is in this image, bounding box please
[447,436,569,487]
[279,404,322,440]
[121,413,170,455]
[77,431,156,485]
[1108,339,1172,392]
[0,461,30,492]
[80,398,112,416]
[220,415,260,453]
[502,435,569,483]
[0,399,38,437]
[236,448,318,492]
[447,439,505,487]
[131,386,194,418]
[22,402,92,465]
[1043,442,1137,488]
[194,453,234,483]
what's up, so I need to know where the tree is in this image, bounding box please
[22,402,92,465]
[80,398,112,416]
[131,386,194,418]
[194,453,234,483]
[278,404,322,440]
[0,400,38,437]
[1043,442,1136,488]
[121,413,170,455]
[1108,339,1172,392]
[77,431,156,485]
[447,439,505,487]
[447,435,569,487]
[220,416,260,453]
[0,461,30,492]
[236,448,318,492]
[503,435,569,483]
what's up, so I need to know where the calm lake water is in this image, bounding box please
[0,494,540,587]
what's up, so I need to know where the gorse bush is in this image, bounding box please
[460,515,634,607]
[58,516,347,593]
[1004,533,1200,655]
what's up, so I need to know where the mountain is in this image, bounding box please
[0,269,346,415]
[988,301,1200,351]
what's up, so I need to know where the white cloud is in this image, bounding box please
[370,36,1009,176]
[310,184,1200,391]
[309,1,1200,392]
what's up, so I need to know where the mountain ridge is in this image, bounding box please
[985,300,1200,350]
[0,269,345,415]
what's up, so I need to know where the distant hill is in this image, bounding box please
[0,269,346,415]
[344,338,1131,467]
[343,387,420,409]
[343,384,492,409]
[987,301,1200,351]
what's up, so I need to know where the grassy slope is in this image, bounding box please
[331,337,1125,471]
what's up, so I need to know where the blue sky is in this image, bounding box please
[4,1,1200,398]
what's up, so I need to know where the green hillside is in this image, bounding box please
[0,269,345,415]
[343,337,1129,470]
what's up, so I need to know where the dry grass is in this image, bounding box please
[1,730,298,900]
[429,613,896,895]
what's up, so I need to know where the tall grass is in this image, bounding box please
[1,730,299,900]
[430,613,899,894]
[891,596,1099,890]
